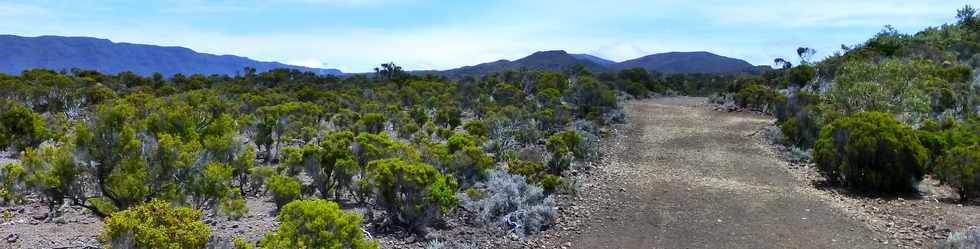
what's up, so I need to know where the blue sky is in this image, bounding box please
[0,0,973,72]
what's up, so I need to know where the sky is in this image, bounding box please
[0,0,974,72]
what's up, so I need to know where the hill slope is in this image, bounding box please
[433,50,756,76]
[438,50,609,77]
[615,51,755,74]
[0,35,343,76]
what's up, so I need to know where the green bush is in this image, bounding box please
[0,163,24,204]
[259,199,378,249]
[813,112,927,192]
[507,160,547,181]
[100,199,210,249]
[935,144,980,201]
[22,143,78,210]
[0,100,51,151]
[538,175,567,195]
[369,158,458,229]
[359,112,386,134]
[463,120,489,138]
[736,84,786,112]
[267,175,302,209]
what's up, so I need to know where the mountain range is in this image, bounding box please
[432,50,759,77]
[0,35,762,77]
[0,35,343,76]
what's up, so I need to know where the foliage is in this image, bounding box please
[0,100,51,151]
[22,143,78,210]
[736,84,786,112]
[935,144,980,201]
[267,175,302,209]
[460,172,556,236]
[821,59,938,123]
[368,158,458,229]
[507,160,547,181]
[259,199,378,249]
[813,112,927,192]
[100,199,210,249]
[0,163,24,204]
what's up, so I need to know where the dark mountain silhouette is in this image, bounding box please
[437,50,608,77]
[430,50,757,77]
[0,35,343,76]
[571,53,617,66]
[614,51,754,74]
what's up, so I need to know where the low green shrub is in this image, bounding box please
[935,144,980,201]
[369,158,458,229]
[100,199,210,249]
[259,199,378,249]
[266,175,302,209]
[813,112,927,192]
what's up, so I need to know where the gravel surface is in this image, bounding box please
[533,97,886,249]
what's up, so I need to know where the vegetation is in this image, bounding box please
[724,6,980,199]
[100,199,210,249]
[259,199,378,249]
[368,158,457,230]
[813,112,927,193]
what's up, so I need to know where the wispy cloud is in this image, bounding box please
[0,2,47,16]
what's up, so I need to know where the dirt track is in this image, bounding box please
[558,97,887,249]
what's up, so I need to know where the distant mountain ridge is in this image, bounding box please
[1,34,758,78]
[614,51,755,74]
[0,35,343,76]
[434,50,758,77]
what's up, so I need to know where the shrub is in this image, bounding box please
[941,226,980,249]
[0,163,24,204]
[22,143,78,211]
[248,167,277,194]
[259,199,378,249]
[735,84,785,112]
[359,112,386,134]
[266,175,302,209]
[538,174,566,195]
[463,120,489,138]
[462,172,556,236]
[0,100,51,151]
[369,158,458,230]
[507,160,547,181]
[233,236,253,249]
[100,199,210,249]
[935,144,980,201]
[220,189,249,220]
[813,112,927,192]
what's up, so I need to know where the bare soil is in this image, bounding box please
[532,97,887,249]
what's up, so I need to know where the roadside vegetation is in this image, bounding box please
[721,5,980,199]
[0,48,723,247]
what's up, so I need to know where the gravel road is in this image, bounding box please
[557,97,887,249]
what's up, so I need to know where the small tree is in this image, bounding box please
[813,112,927,192]
[0,163,25,204]
[22,143,78,212]
[0,100,51,151]
[267,175,302,209]
[259,199,378,249]
[935,144,980,201]
[100,199,210,249]
[368,158,457,230]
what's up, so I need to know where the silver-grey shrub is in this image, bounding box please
[461,171,557,236]
[941,226,980,249]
